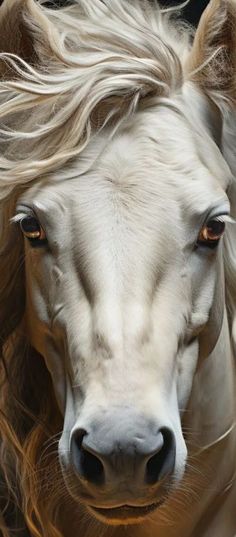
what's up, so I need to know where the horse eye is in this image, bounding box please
[198,218,225,248]
[20,215,46,243]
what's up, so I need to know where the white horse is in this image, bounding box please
[0,0,236,536]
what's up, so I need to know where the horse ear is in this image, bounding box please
[0,0,56,76]
[187,0,236,104]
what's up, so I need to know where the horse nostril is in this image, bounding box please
[71,429,105,485]
[81,447,104,484]
[146,428,176,485]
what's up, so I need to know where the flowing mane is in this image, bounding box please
[0,1,236,537]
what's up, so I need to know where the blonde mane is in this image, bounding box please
[0,1,236,536]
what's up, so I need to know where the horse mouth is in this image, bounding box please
[89,502,162,524]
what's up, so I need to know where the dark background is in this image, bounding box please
[160,0,209,25]
[172,0,209,25]
[50,1,210,25]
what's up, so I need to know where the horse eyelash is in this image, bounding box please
[10,213,29,224]
[214,215,236,224]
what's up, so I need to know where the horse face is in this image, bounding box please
[17,103,231,523]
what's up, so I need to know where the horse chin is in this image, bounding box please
[60,456,176,527]
[87,502,163,526]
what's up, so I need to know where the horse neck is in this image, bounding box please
[177,304,236,536]
[186,305,235,454]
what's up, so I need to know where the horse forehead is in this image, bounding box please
[19,107,230,246]
[67,167,181,280]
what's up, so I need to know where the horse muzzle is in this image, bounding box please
[63,409,176,523]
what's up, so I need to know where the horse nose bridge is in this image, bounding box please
[92,300,123,356]
[92,300,152,357]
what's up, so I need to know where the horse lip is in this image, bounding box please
[89,501,163,519]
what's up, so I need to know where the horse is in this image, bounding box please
[0,0,236,535]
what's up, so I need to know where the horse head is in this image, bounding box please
[0,0,236,534]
